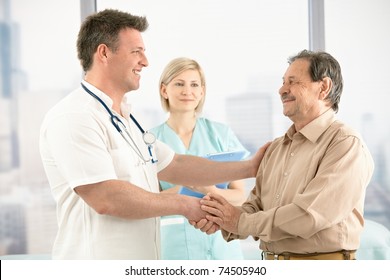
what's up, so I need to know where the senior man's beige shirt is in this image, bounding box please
[223,109,374,254]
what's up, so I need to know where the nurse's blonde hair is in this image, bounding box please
[158,57,206,113]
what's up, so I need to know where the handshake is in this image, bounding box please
[186,192,241,235]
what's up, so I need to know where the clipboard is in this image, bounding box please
[204,150,248,162]
[178,186,204,198]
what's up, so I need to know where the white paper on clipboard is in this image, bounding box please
[204,150,248,162]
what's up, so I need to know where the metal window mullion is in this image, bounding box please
[80,0,97,22]
[308,0,325,51]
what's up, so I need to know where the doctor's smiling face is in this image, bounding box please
[105,28,149,93]
[161,69,205,114]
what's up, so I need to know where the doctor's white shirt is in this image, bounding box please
[39,82,174,259]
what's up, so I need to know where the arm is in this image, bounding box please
[74,179,208,222]
[43,113,208,222]
[160,185,181,194]
[158,142,270,187]
[201,134,375,241]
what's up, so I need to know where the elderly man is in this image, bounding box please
[198,50,374,260]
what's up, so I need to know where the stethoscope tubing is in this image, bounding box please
[81,83,157,163]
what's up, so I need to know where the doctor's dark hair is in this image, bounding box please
[159,57,206,113]
[288,50,343,113]
[77,9,149,72]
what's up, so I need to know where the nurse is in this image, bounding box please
[150,57,250,259]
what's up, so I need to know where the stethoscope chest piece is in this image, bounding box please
[143,131,156,145]
[81,82,158,164]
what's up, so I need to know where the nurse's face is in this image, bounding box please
[161,70,204,113]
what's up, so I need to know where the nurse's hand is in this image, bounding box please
[187,185,215,194]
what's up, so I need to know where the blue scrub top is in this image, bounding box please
[150,117,250,260]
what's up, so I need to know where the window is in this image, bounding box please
[325,0,390,230]
[96,0,308,150]
[0,0,81,255]
[1,0,388,257]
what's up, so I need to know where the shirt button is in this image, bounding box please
[284,172,288,176]
[290,152,295,156]
[276,194,280,199]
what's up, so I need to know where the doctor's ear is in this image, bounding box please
[97,44,109,60]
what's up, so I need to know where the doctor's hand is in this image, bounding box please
[189,194,220,235]
[190,218,220,235]
[199,193,242,234]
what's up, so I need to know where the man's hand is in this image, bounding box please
[199,193,242,234]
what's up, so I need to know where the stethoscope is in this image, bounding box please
[81,83,158,164]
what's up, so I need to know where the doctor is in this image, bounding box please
[39,9,269,260]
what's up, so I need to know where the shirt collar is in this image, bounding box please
[284,108,336,143]
[81,80,133,116]
[121,93,133,118]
